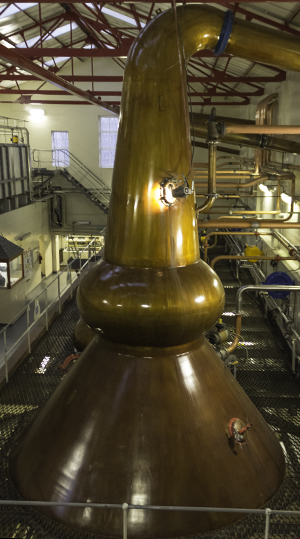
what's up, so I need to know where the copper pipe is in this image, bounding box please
[227,314,242,354]
[198,220,300,229]
[195,170,255,175]
[13,5,298,536]
[276,179,281,211]
[207,236,218,250]
[195,176,253,181]
[197,141,217,214]
[207,210,281,215]
[197,174,295,223]
[191,114,300,154]
[226,125,300,135]
[195,174,269,189]
[210,255,296,270]
[203,231,273,263]
[255,94,278,169]
[193,140,240,155]
[196,194,255,198]
[265,99,278,164]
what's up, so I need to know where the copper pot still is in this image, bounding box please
[10,5,296,538]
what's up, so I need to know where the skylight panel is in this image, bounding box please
[46,22,78,40]
[0,3,37,19]
[87,4,145,28]
[18,36,40,48]
[17,22,78,48]
[44,57,70,67]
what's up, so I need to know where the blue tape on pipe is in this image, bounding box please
[264,271,294,298]
[213,10,234,57]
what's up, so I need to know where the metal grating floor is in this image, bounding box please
[0,258,300,539]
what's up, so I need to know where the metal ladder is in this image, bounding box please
[31,149,111,213]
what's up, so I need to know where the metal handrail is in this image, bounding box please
[31,149,111,203]
[0,500,299,539]
[0,238,102,383]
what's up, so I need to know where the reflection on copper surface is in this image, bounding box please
[178,355,200,394]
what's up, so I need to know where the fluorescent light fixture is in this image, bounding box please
[258,183,270,194]
[29,108,45,117]
[281,192,292,204]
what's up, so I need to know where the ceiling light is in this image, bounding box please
[281,192,292,204]
[29,108,45,117]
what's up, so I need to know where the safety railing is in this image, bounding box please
[0,500,299,539]
[31,148,111,206]
[0,238,102,383]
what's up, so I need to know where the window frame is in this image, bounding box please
[99,116,118,168]
[51,131,70,167]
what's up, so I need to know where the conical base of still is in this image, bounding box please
[9,335,285,538]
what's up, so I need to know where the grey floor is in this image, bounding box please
[0,252,299,538]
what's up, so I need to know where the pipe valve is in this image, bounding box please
[229,417,252,445]
[172,184,193,199]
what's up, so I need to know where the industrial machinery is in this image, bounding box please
[11,4,300,537]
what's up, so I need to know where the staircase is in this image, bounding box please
[31,149,111,213]
[60,169,109,214]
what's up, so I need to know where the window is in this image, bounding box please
[51,131,69,167]
[99,116,118,168]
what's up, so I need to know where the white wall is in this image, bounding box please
[0,56,123,188]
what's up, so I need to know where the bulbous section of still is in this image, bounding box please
[77,259,225,346]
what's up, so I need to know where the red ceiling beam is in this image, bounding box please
[14,42,133,58]
[15,1,300,3]
[0,43,119,113]
[11,47,238,59]
[0,99,248,106]
[226,2,300,38]
[5,89,122,95]
[0,74,285,83]
[3,89,263,97]
[0,75,123,82]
